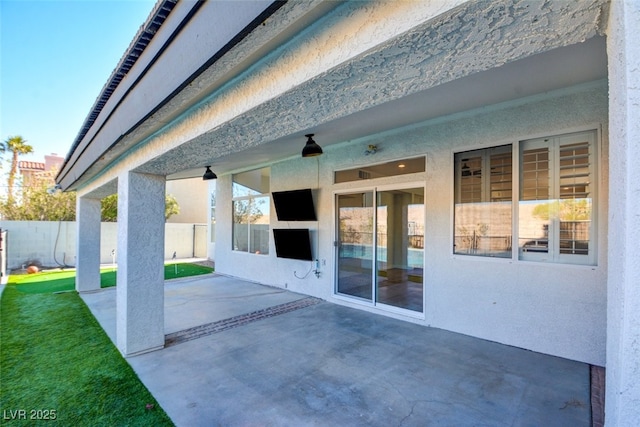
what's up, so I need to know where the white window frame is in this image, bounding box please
[332,181,427,320]
[453,145,513,258]
[210,184,216,243]
[452,129,598,266]
[232,168,270,255]
[517,130,597,265]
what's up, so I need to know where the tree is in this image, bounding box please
[165,194,180,220]
[3,135,34,201]
[531,199,592,221]
[232,198,264,225]
[0,176,76,221]
[1,189,180,222]
[0,136,180,221]
[100,194,180,222]
[100,194,118,222]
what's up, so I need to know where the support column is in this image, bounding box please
[116,171,166,356]
[606,0,640,425]
[76,196,101,293]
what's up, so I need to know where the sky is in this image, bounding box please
[0,0,155,164]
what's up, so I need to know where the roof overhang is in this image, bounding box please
[58,0,609,193]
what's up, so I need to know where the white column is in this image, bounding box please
[606,0,640,425]
[76,196,101,293]
[116,171,166,356]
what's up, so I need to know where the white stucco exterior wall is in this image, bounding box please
[606,0,640,425]
[165,177,208,224]
[215,82,608,365]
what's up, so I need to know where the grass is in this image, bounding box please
[1,263,213,425]
[12,262,213,294]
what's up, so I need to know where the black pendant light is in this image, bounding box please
[301,134,323,157]
[202,166,217,180]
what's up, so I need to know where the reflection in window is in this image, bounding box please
[376,188,424,312]
[453,131,597,265]
[232,168,270,255]
[454,145,512,258]
[519,132,595,263]
[337,192,374,301]
[210,185,216,243]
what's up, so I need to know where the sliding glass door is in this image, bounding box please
[336,186,424,313]
[375,188,424,312]
[336,192,374,301]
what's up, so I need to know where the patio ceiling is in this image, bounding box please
[161,35,607,181]
[58,0,608,191]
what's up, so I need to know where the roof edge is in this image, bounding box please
[59,0,180,179]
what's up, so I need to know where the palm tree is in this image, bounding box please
[3,135,34,200]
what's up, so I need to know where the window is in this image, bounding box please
[335,157,425,183]
[232,167,270,255]
[519,131,596,264]
[210,184,216,243]
[454,145,512,258]
[453,130,597,265]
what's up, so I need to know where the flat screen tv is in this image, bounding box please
[273,229,313,261]
[272,189,317,221]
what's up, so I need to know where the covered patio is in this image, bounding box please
[58,1,638,424]
[81,274,596,426]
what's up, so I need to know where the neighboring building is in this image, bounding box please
[165,177,208,224]
[17,161,45,187]
[56,1,639,425]
[18,153,64,187]
[44,153,64,175]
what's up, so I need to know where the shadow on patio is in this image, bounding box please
[81,274,593,427]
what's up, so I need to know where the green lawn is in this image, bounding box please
[0,263,213,425]
[13,262,213,294]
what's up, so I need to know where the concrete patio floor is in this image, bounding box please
[81,274,592,427]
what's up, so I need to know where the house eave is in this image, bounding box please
[58,0,608,194]
[57,0,304,191]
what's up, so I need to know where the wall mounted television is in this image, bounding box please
[272,188,317,221]
[273,228,313,261]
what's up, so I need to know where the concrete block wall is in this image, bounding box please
[0,221,207,270]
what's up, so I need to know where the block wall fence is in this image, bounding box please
[0,221,207,270]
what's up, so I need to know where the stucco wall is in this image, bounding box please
[215,82,608,365]
[0,221,207,270]
[605,0,640,424]
[166,177,209,224]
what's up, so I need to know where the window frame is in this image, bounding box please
[210,184,216,243]
[453,144,513,258]
[334,156,426,184]
[517,130,597,265]
[231,167,271,256]
[452,128,598,266]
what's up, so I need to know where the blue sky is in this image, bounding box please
[0,0,155,164]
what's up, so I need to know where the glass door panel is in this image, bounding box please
[336,192,374,301]
[376,188,424,312]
